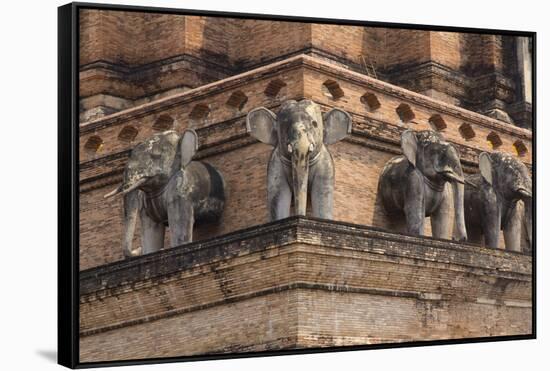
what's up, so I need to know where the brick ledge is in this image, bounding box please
[80,216,532,294]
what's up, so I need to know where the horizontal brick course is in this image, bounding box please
[79,217,531,361]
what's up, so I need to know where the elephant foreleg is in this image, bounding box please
[482,192,500,249]
[311,171,334,220]
[267,156,291,221]
[431,183,453,239]
[404,171,425,236]
[122,190,141,258]
[139,208,165,255]
[168,200,194,247]
[503,202,523,252]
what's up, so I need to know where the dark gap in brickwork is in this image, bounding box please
[514,140,528,157]
[117,125,138,142]
[396,103,415,123]
[458,123,476,140]
[361,92,381,112]
[429,114,447,131]
[84,135,103,153]
[264,79,287,98]
[152,115,174,131]
[487,131,503,149]
[323,80,345,100]
[225,91,248,110]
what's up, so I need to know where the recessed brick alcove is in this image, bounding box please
[79,216,532,362]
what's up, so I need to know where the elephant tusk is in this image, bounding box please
[104,186,122,199]
[517,188,532,199]
[104,178,148,199]
[439,170,465,184]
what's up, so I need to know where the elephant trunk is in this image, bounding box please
[290,138,312,217]
[452,180,468,241]
[122,190,142,258]
[436,144,467,241]
[292,156,309,216]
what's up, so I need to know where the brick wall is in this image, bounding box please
[430,31,462,70]
[229,19,312,68]
[79,218,532,362]
[79,10,530,125]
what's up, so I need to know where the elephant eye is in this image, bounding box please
[311,121,318,128]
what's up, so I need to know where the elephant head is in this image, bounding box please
[479,151,532,243]
[104,129,196,199]
[246,99,351,216]
[401,130,467,240]
[479,152,532,202]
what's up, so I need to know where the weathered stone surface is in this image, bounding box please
[104,129,225,258]
[465,152,532,251]
[246,100,352,220]
[379,130,467,240]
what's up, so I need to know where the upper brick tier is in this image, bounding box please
[79,54,531,270]
[80,54,531,166]
[80,10,532,128]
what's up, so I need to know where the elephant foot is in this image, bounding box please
[123,246,142,258]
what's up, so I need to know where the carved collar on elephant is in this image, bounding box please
[420,172,446,192]
[141,173,178,199]
[277,148,323,167]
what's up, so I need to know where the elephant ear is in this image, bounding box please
[479,152,493,185]
[246,107,278,146]
[323,108,352,145]
[180,129,198,168]
[401,129,418,167]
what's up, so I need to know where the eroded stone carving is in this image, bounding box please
[464,152,532,251]
[105,129,225,257]
[378,130,468,240]
[246,99,352,220]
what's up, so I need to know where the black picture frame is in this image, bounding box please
[58,2,536,368]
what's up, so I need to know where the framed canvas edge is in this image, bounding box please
[57,1,537,369]
[58,2,80,369]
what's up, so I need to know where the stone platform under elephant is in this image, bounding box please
[79,217,532,362]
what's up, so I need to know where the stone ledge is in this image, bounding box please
[79,216,532,360]
[80,216,531,295]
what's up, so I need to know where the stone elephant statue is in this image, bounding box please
[104,129,225,257]
[246,99,352,220]
[464,152,532,252]
[378,130,468,241]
